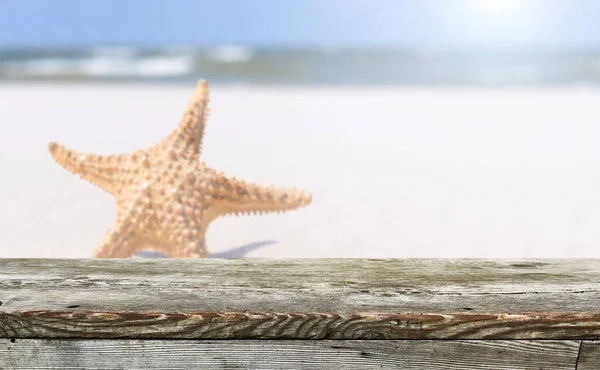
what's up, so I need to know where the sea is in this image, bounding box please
[1,45,600,86]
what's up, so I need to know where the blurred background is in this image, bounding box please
[1,0,600,85]
[2,0,600,258]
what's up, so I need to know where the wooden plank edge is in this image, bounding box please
[0,339,582,370]
[2,311,600,340]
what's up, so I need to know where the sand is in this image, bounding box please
[1,83,600,258]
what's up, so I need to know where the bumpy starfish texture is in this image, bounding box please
[49,80,311,258]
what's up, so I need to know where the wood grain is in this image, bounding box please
[1,259,600,339]
[0,339,581,370]
[577,341,600,370]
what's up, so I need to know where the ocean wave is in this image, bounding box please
[1,46,599,85]
[208,45,253,63]
[1,54,194,79]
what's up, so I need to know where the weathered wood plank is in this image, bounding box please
[3,311,600,340]
[2,259,599,312]
[577,341,600,369]
[0,339,581,370]
[1,259,600,339]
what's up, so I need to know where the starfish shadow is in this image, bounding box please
[133,240,277,259]
[209,240,277,258]
[133,250,169,258]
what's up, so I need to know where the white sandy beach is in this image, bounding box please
[1,83,600,258]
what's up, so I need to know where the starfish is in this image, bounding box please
[48,80,311,258]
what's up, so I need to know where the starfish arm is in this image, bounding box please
[48,142,132,195]
[94,194,154,258]
[95,198,209,258]
[157,80,209,161]
[204,171,312,220]
[154,197,209,258]
[164,217,209,258]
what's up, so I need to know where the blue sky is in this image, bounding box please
[1,0,599,48]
